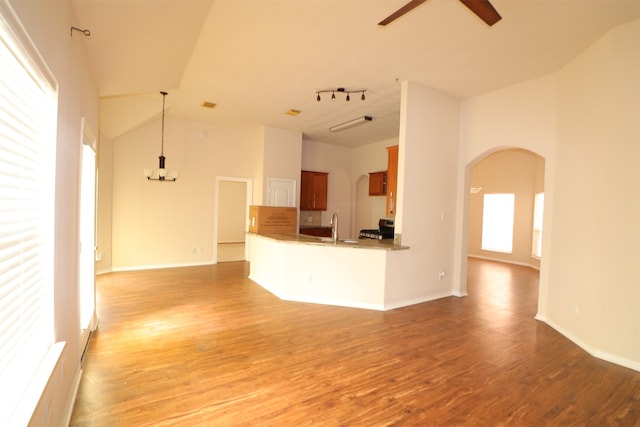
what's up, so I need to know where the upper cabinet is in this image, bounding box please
[300,170,328,211]
[386,145,398,215]
[368,171,387,196]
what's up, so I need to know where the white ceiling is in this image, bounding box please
[72,0,640,147]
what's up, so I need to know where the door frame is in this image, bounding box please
[213,176,253,263]
[78,117,98,363]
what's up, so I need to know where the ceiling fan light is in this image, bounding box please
[361,92,366,101]
[316,93,321,101]
[346,94,350,101]
[331,92,336,100]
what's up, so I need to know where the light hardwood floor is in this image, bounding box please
[70,258,640,426]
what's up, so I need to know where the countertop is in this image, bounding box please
[249,232,409,251]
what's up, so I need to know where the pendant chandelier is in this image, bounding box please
[144,91,178,181]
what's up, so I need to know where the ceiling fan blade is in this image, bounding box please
[378,0,428,26]
[458,0,502,26]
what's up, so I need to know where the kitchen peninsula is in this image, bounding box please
[247,231,408,311]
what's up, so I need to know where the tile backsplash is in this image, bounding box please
[300,211,322,226]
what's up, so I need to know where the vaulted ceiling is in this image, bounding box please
[71,0,640,147]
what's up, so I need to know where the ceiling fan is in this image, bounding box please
[378,0,502,26]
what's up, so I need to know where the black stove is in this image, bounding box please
[359,219,395,240]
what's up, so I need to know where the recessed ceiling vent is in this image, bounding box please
[201,101,216,109]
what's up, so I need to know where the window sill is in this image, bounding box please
[10,341,66,426]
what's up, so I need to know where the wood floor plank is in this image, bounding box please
[70,259,640,426]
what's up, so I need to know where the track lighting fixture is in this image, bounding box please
[316,87,367,102]
[144,91,178,182]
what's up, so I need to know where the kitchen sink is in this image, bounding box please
[311,236,359,244]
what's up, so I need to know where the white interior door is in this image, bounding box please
[267,178,296,207]
[79,119,97,361]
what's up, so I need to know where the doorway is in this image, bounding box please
[214,177,253,263]
[78,118,97,362]
[459,148,545,296]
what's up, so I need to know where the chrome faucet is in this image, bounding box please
[330,211,339,243]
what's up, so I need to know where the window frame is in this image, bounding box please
[0,1,60,424]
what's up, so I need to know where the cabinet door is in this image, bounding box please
[300,171,314,210]
[369,171,387,196]
[312,173,328,210]
[300,171,328,211]
[386,146,398,215]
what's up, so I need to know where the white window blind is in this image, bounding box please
[481,193,515,253]
[0,2,58,424]
[532,192,544,258]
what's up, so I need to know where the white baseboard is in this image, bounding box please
[249,273,453,312]
[468,254,540,271]
[383,291,453,311]
[286,295,386,311]
[111,260,216,272]
[535,314,640,372]
[62,368,83,426]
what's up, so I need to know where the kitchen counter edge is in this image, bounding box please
[248,232,409,251]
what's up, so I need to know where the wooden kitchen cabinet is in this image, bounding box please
[386,145,398,215]
[300,170,328,211]
[299,226,332,237]
[368,171,387,196]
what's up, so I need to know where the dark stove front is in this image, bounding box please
[359,219,394,240]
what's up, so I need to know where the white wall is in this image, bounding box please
[385,81,460,307]
[301,140,354,236]
[112,117,258,269]
[455,74,558,297]
[544,20,640,368]
[96,132,113,274]
[9,0,99,425]
[351,138,399,232]
[260,125,302,204]
[456,20,640,370]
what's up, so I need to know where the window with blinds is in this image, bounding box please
[0,2,58,424]
[532,192,544,258]
[481,193,515,253]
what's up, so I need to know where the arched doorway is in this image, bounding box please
[456,147,546,297]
